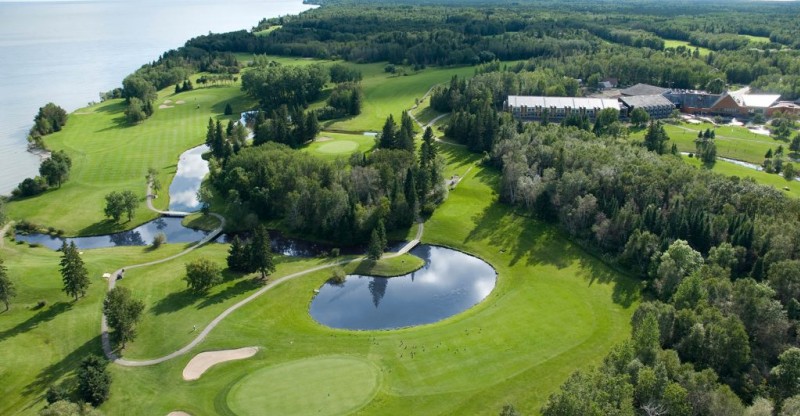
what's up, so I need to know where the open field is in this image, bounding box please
[741,34,771,44]
[682,155,800,197]
[632,121,789,164]
[6,80,255,236]
[663,39,712,56]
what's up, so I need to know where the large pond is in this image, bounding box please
[168,144,209,213]
[309,245,497,330]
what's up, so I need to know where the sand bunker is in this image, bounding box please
[167,412,191,416]
[159,104,174,109]
[182,347,258,381]
[176,100,186,105]
[316,136,334,142]
[163,99,173,104]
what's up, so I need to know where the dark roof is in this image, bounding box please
[620,83,670,96]
[619,94,675,109]
[665,92,722,109]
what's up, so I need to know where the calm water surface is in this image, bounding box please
[310,245,497,330]
[0,0,313,195]
[168,145,209,212]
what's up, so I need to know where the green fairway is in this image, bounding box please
[663,39,712,56]
[227,355,380,416]
[632,121,786,164]
[6,80,255,236]
[682,155,800,197]
[302,133,375,161]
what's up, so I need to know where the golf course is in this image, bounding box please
[0,52,642,415]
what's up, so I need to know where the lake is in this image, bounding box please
[0,0,313,195]
[309,245,497,330]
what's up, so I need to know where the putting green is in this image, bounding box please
[315,140,359,154]
[227,355,381,416]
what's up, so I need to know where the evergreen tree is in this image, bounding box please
[376,219,388,251]
[174,83,181,94]
[0,258,15,311]
[227,236,251,272]
[77,355,111,406]
[60,241,89,301]
[213,120,225,158]
[367,229,383,260]
[398,111,415,151]
[379,115,397,149]
[205,118,215,147]
[304,110,320,142]
[644,121,668,155]
[404,168,418,214]
[224,103,233,116]
[249,225,275,280]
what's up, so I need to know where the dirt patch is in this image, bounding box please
[182,347,258,381]
[316,136,334,142]
[159,105,174,109]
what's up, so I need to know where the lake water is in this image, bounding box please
[0,0,313,195]
[309,245,497,330]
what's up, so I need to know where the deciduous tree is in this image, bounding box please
[0,258,16,311]
[103,286,145,348]
[184,258,222,294]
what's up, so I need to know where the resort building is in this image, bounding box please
[504,96,621,121]
[619,94,676,119]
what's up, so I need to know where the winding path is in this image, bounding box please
[101,184,424,366]
[0,221,13,248]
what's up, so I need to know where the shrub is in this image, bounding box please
[151,232,167,249]
[331,267,347,284]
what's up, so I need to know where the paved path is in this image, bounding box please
[102,215,423,366]
[146,183,192,218]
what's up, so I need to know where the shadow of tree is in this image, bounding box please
[0,302,73,342]
[22,335,102,402]
[150,290,196,316]
[197,278,261,309]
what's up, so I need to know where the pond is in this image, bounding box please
[168,145,210,213]
[15,217,212,250]
[309,245,497,330]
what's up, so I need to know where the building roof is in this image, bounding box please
[664,91,721,109]
[770,101,800,111]
[506,95,620,110]
[620,83,670,96]
[619,94,675,109]
[732,93,781,109]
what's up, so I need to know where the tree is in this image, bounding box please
[124,97,147,124]
[654,240,703,300]
[224,103,233,116]
[705,78,726,94]
[104,190,139,222]
[367,229,383,261]
[791,134,800,153]
[30,103,68,138]
[644,121,669,155]
[151,232,166,249]
[769,260,800,306]
[146,167,161,196]
[39,400,103,416]
[0,197,6,225]
[77,355,110,406]
[696,138,717,165]
[39,151,72,187]
[60,241,89,301]
[771,348,800,401]
[184,258,222,294]
[103,286,144,348]
[379,114,397,149]
[783,163,796,181]
[249,225,275,280]
[227,235,252,272]
[0,258,16,311]
[376,219,388,251]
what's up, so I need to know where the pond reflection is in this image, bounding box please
[309,245,497,330]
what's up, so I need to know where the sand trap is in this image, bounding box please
[182,347,258,381]
[175,100,186,105]
[316,136,334,142]
[163,99,173,104]
[167,412,191,416]
[159,104,174,109]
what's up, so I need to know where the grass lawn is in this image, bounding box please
[181,213,221,232]
[302,132,376,161]
[632,121,787,164]
[663,39,712,56]
[741,34,771,44]
[98,159,638,415]
[682,155,800,197]
[6,81,255,236]
[227,355,380,416]
[351,254,425,278]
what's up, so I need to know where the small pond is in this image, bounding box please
[168,144,209,213]
[309,245,497,330]
[15,217,212,250]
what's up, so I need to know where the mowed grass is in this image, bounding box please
[663,39,712,56]
[227,355,380,416]
[0,241,195,415]
[351,254,425,278]
[99,160,638,415]
[302,132,376,161]
[682,155,800,197]
[632,121,787,164]
[7,82,254,236]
